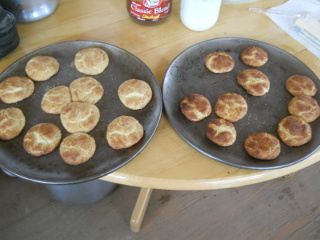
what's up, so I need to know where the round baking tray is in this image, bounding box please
[163,37,320,170]
[0,41,162,184]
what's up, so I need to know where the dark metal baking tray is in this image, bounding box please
[0,41,162,184]
[163,37,320,170]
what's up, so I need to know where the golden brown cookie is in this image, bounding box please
[25,56,59,81]
[206,118,236,146]
[288,95,320,122]
[205,52,235,73]
[0,76,34,104]
[70,77,104,104]
[106,116,144,149]
[215,93,248,122]
[118,79,152,110]
[59,133,96,165]
[237,69,270,96]
[240,46,268,67]
[244,132,281,160]
[74,48,109,75]
[23,123,62,156]
[0,108,26,140]
[180,93,212,121]
[278,115,312,147]
[286,75,317,96]
[60,102,100,133]
[41,86,72,114]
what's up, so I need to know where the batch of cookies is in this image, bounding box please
[180,46,320,160]
[0,47,153,166]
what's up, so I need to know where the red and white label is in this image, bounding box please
[143,0,162,8]
[128,0,172,21]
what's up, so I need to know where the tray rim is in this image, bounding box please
[0,40,163,184]
[162,37,320,170]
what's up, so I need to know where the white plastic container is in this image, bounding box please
[180,0,222,31]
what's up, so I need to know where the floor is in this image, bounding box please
[1,162,320,240]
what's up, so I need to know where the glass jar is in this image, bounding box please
[127,0,173,24]
[180,0,222,31]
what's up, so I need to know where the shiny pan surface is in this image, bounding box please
[0,41,162,184]
[163,37,320,170]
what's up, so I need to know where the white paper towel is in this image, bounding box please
[264,0,320,59]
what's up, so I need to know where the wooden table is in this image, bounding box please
[1,0,320,232]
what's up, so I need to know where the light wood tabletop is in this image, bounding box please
[2,0,320,232]
[1,0,319,191]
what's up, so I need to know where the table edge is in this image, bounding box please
[100,150,320,190]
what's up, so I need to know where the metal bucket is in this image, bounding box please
[1,0,59,23]
[45,180,118,205]
[1,168,117,205]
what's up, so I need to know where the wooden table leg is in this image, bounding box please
[130,187,153,232]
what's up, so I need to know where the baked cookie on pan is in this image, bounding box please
[237,69,270,96]
[41,86,72,114]
[206,118,236,147]
[286,75,317,96]
[0,76,34,104]
[278,115,312,147]
[215,93,247,122]
[25,56,59,81]
[106,115,144,149]
[70,77,104,104]
[180,93,212,121]
[60,133,96,165]
[240,46,268,67]
[0,108,26,140]
[23,123,62,156]
[244,132,281,160]
[205,52,235,73]
[118,79,152,110]
[288,95,320,122]
[60,102,100,133]
[74,48,109,75]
